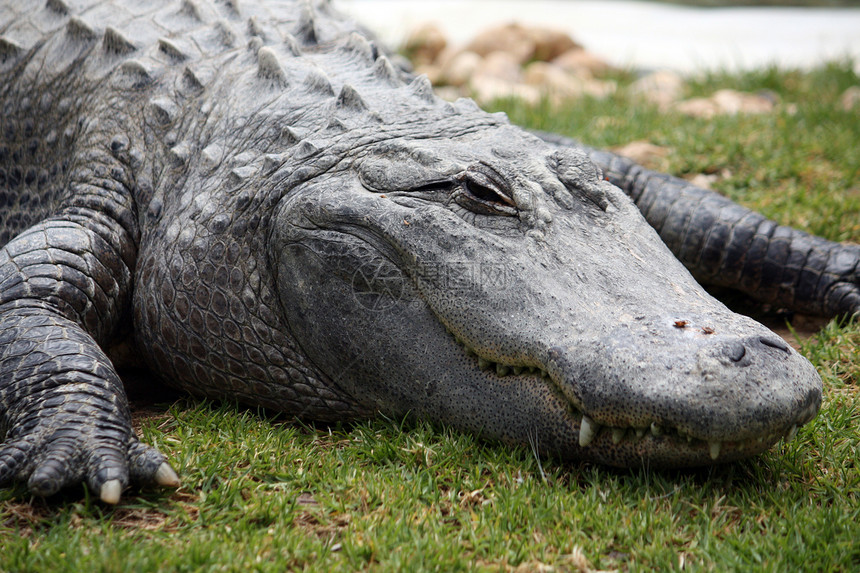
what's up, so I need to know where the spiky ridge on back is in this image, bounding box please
[0,0,506,208]
[2,0,519,417]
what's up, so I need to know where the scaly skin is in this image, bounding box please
[0,0,831,503]
[535,133,860,317]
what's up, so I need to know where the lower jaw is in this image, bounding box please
[567,423,793,469]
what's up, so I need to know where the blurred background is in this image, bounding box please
[340,0,860,73]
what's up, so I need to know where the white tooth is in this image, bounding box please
[785,425,798,441]
[611,428,625,444]
[634,428,646,439]
[496,363,509,376]
[478,358,491,370]
[709,441,721,460]
[650,423,663,436]
[512,366,524,375]
[579,415,599,447]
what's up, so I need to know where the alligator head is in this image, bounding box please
[269,105,821,468]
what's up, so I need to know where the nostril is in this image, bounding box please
[723,341,747,362]
[759,336,790,354]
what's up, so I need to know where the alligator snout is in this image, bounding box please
[543,313,822,459]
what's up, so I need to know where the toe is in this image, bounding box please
[26,438,82,497]
[0,437,34,485]
[128,440,179,487]
[84,445,130,504]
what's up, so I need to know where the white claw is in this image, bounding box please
[579,415,599,447]
[709,441,721,460]
[100,479,122,504]
[611,428,625,444]
[155,462,181,487]
[785,425,799,442]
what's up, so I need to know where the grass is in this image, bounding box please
[2,63,859,571]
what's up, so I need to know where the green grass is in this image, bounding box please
[2,63,860,572]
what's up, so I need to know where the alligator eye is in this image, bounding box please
[457,171,517,216]
[464,180,509,205]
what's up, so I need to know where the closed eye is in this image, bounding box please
[457,171,517,216]
[465,179,514,207]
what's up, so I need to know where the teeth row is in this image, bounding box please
[453,333,553,379]
[475,355,551,379]
[579,415,801,460]
[448,328,802,461]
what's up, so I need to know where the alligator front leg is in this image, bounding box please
[534,132,860,318]
[0,188,178,502]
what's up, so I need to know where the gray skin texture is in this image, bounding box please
[0,0,840,503]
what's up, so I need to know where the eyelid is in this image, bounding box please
[459,168,516,208]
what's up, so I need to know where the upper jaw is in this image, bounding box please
[441,311,822,467]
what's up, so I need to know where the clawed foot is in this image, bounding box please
[0,419,180,504]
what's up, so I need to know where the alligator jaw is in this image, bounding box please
[444,323,820,467]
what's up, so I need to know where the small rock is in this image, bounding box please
[611,140,670,166]
[629,70,685,110]
[528,26,582,62]
[440,50,483,87]
[475,50,522,84]
[688,169,731,189]
[674,96,720,119]
[402,23,448,67]
[523,61,615,102]
[552,48,612,78]
[840,86,860,111]
[689,173,720,189]
[523,61,578,89]
[676,89,776,118]
[466,23,533,63]
[466,23,580,65]
[470,77,541,106]
[712,88,776,114]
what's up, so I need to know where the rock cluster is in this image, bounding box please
[404,22,617,106]
[403,22,860,182]
[404,22,860,121]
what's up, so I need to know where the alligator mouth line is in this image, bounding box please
[444,327,803,462]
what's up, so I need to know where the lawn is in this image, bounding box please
[1,63,859,572]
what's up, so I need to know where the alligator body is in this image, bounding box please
[0,0,852,503]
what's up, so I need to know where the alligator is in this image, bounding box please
[0,0,854,504]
